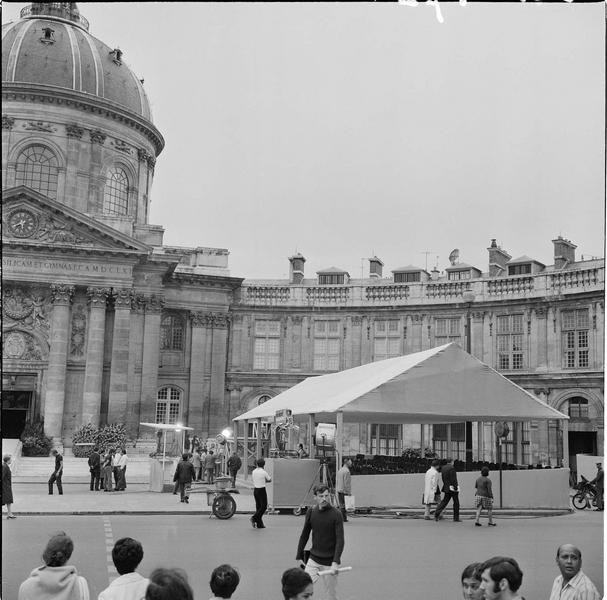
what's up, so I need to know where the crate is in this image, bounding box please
[215,476,231,490]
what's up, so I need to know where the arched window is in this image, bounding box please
[161,314,184,350]
[103,167,129,216]
[257,394,271,406]
[15,145,59,198]
[568,397,589,420]
[155,386,181,424]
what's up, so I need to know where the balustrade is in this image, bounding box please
[365,285,409,301]
[487,276,534,296]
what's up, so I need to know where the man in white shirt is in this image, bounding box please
[112,449,122,490]
[116,448,128,491]
[99,537,149,600]
[549,544,600,600]
[251,458,272,529]
[335,457,352,522]
[423,459,440,520]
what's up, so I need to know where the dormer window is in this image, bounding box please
[448,270,471,281]
[508,263,531,276]
[394,272,420,283]
[319,273,345,285]
[40,27,55,44]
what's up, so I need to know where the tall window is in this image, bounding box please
[370,424,400,456]
[161,314,184,350]
[155,387,181,424]
[432,423,465,461]
[15,145,59,198]
[253,320,281,370]
[373,320,401,361]
[568,397,589,420]
[496,314,524,370]
[313,320,340,371]
[562,309,589,368]
[103,167,129,216]
[435,318,461,345]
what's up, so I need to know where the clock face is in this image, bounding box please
[8,209,38,238]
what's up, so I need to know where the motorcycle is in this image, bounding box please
[571,475,599,510]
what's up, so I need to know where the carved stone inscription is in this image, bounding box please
[2,256,133,278]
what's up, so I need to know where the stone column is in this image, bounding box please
[44,284,74,444]
[126,294,146,437]
[189,312,209,432]
[208,313,230,436]
[81,287,110,426]
[107,289,132,424]
[138,295,164,426]
[534,307,548,371]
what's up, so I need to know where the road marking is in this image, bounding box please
[103,517,117,584]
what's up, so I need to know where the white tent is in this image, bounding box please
[233,343,569,468]
[234,343,567,424]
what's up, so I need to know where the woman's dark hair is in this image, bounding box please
[281,568,313,599]
[210,564,240,598]
[145,568,193,600]
[112,537,144,575]
[481,466,490,477]
[461,562,482,583]
[42,532,74,567]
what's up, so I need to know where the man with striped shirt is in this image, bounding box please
[549,544,600,600]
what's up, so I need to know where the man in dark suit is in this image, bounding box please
[434,457,461,522]
[88,446,101,491]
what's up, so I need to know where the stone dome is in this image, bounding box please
[2,3,153,122]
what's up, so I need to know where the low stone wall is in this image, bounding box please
[351,468,570,510]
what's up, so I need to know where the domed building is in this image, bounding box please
[2,3,242,453]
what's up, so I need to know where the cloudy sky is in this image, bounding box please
[3,2,605,279]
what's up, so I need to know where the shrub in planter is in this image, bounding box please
[97,423,127,453]
[20,419,53,456]
[71,423,99,458]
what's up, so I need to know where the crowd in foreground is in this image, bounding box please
[14,529,601,600]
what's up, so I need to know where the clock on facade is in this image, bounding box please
[8,209,38,238]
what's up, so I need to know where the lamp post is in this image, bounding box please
[463,292,475,471]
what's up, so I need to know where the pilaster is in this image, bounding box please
[107,289,132,424]
[188,311,210,432]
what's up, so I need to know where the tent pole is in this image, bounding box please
[561,419,569,469]
[447,424,452,459]
[243,419,249,480]
[308,414,315,457]
[256,417,262,459]
[420,424,424,457]
[336,411,344,471]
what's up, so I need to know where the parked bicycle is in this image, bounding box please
[572,475,598,510]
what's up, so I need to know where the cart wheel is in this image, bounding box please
[572,492,588,510]
[212,493,236,519]
[293,506,303,516]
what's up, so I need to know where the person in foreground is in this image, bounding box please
[282,568,314,600]
[145,568,193,600]
[548,544,601,600]
[98,537,149,600]
[208,564,240,600]
[296,484,344,600]
[479,556,525,600]
[461,562,483,600]
[18,531,90,600]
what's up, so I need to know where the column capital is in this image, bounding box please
[86,286,110,307]
[112,288,133,309]
[351,315,363,325]
[50,284,75,305]
[144,294,165,313]
[131,293,147,313]
[189,311,230,328]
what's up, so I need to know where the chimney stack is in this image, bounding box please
[487,239,511,277]
[552,236,576,269]
[369,256,383,279]
[288,253,306,284]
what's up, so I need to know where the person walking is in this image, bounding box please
[423,459,441,520]
[115,447,128,491]
[251,458,272,529]
[98,537,149,600]
[590,462,603,511]
[2,454,16,519]
[48,449,64,495]
[226,451,242,488]
[549,544,600,600]
[474,466,495,527]
[192,448,202,482]
[204,450,216,485]
[18,531,90,600]
[434,457,460,522]
[88,446,101,492]
[102,449,114,492]
[295,484,345,600]
[112,448,122,490]
[174,453,196,503]
[335,457,352,523]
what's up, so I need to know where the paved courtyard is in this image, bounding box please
[2,500,602,600]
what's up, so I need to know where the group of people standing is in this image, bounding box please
[423,457,496,526]
[85,447,128,493]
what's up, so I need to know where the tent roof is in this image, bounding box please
[234,344,567,424]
